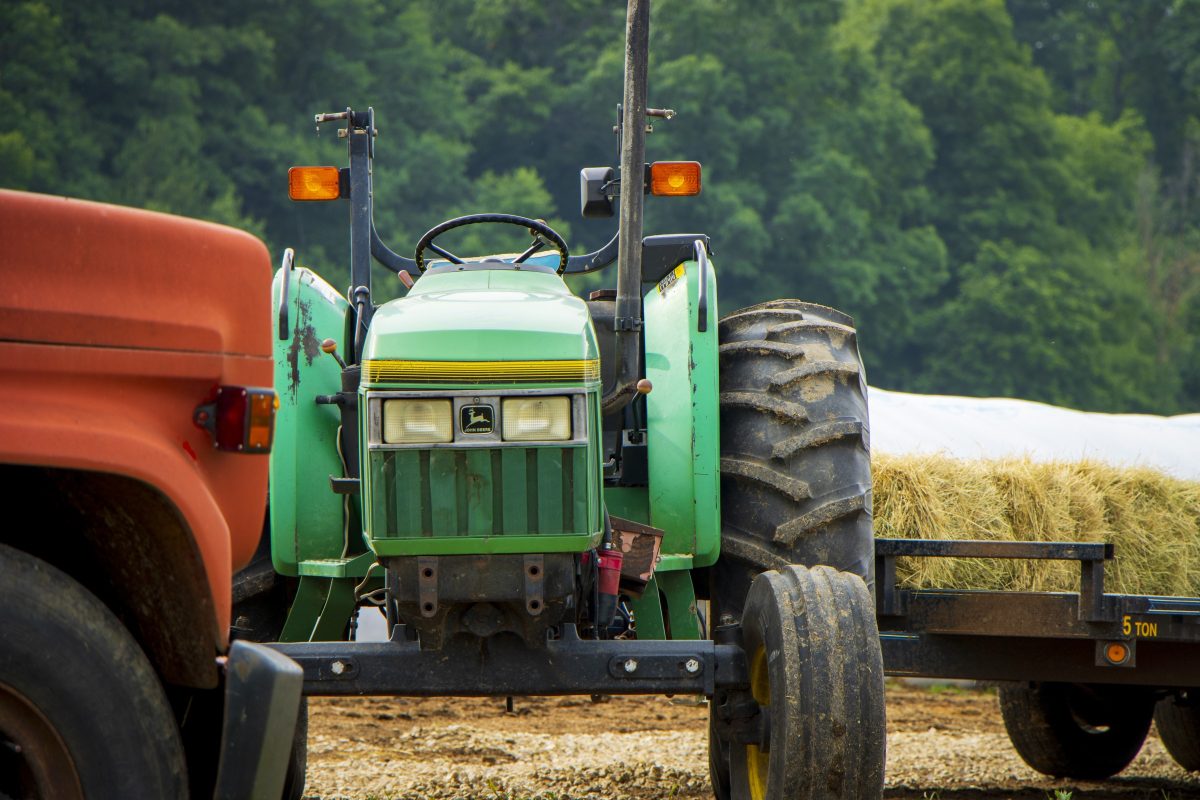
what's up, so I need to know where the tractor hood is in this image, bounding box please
[363,269,599,364]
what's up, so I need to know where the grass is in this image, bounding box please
[873,454,1200,596]
[923,683,974,696]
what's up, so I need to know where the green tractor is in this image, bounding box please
[264,3,884,797]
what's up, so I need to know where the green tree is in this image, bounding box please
[1,0,1194,412]
[857,0,1161,409]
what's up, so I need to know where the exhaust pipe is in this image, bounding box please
[601,0,650,417]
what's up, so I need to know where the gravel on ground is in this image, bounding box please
[302,681,1200,799]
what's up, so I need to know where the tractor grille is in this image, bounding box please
[368,446,592,539]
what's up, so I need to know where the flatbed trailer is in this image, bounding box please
[876,536,1200,779]
[876,537,1200,688]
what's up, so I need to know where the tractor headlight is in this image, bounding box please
[383,399,453,444]
[501,396,571,442]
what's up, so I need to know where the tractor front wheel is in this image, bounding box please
[999,682,1154,779]
[711,565,885,800]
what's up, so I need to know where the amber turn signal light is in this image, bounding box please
[649,161,701,196]
[194,386,278,454]
[288,166,342,201]
[1104,641,1130,665]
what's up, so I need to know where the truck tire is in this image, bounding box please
[999,682,1153,779]
[713,299,873,619]
[282,699,309,800]
[0,543,186,799]
[711,566,885,800]
[1154,692,1200,771]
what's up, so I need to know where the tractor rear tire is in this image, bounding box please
[711,566,885,800]
[714,299,873,619]
[1154,692,1200,771]
[999,682,1153,779]
[0,543,187,800]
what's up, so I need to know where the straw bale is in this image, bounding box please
[872,454,1200,596]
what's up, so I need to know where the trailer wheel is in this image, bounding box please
[999,682,1153,778]
[714,299,873,618]
[710,565,885,800]
[0,543,186,799]
[1154,692,1200,771]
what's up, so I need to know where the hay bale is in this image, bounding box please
[872,454,1200,596]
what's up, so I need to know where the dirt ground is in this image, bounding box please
[302,681,1200,800]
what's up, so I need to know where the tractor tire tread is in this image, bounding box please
[772,419,865,460]
[774,490,870,546]
[719,457,811,503]
[718,299,854,333]
[767,319,858,342]
[769,359,860,390]
[719,391,809,422]
[719,530,792,572]
[718,340,809,360]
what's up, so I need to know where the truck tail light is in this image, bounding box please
[194,387,278,454]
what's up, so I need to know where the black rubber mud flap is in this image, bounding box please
[213,640,304,800]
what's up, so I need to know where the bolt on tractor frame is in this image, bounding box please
[261,1,887,798]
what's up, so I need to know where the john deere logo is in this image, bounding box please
[460,404,495,434]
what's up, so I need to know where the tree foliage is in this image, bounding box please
[1,0,1196,412]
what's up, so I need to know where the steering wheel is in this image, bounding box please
[414,213,570,274]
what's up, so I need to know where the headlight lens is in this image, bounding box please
[502,396,571,442]
[383,399,453,443]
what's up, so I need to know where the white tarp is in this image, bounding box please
[869,387,1200,481]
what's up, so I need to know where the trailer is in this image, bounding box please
[877,536,1200,779]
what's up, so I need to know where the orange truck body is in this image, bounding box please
[0,189,273,687]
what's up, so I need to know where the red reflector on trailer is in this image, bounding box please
[194,386,277,454]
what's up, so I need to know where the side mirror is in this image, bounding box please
[580,167,615,218]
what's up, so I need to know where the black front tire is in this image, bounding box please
[999,682,1153,779]
[711,566,885,800]
[0,543,186,799]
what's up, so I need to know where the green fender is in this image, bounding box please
[270,265,351,576]
[643,257,721,569]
